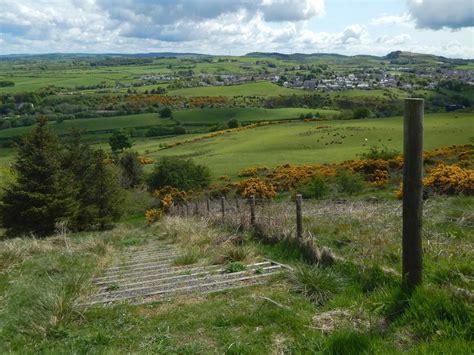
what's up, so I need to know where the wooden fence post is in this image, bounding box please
[296,194,303,239]
[402,98,424,289]
[250,195,256,227]
[186,203,190,217]
[194,202,199,216]
[206,199,211,215]
[221,196,225,220]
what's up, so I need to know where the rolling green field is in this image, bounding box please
[135,112,474,178]
[174,107,339,124]
[0,113,174,140]
[168,81,303,97]
[0,107,337,141]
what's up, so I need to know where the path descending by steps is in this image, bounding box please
[85,243,286,306]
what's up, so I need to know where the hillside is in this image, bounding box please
[139,112,474,178]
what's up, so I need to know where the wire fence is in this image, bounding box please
[168,195,474,243]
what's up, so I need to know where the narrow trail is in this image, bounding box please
[85,242,287,306]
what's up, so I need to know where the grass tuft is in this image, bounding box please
[288,266,345,306]
[325,329,372,355]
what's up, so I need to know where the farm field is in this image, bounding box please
[0,107,335,141]
[0,113,174,140]
[174,107,339,124]
[168,81,303,97]
[137,112,474,178]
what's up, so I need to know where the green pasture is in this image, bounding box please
[0,107,338,140]
[329,88,408,99]
[136,112,474,178]
[174,107,339,124]
[168,81,303,97]
[0,113,174,140]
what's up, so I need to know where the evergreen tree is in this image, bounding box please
[0,119,78,237]
[63,129,94,230]
[80,149,125,230]
[118,151,143,188]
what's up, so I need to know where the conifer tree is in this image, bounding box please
[0,119,78,237]
[118,151,143,188]
[79,149,125,230]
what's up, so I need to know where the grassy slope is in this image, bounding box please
[0,198,472,353]
[138,112,474,178]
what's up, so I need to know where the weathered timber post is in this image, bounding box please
[250,195,256,227]
[206,199,211,215]
[402,98,424,289]
[194,202,199,216]
[221,196,225,221]
[186,203,190,217]
[296,194,303,240]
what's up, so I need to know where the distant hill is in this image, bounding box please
[0,51,471,63]
[0,52,210,60]
[384,51,468,65]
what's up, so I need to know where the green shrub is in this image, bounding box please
[335,170,365,195]
[224,261,247,273]
[359,145,399,160]
[148,157,211,192]
[159,107,173,118]
[353,107,371,119]
[227,118,240,128]
[298,176,330,200]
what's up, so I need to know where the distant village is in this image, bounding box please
[138,66,474,92]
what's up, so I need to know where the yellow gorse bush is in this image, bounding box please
[138,156,154,165]
[234,178,277,199]
[423,163,474,195]
[152,186,188,211]
[145,208,164,224]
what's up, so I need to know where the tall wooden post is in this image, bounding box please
[206,199,211,215]
[194,202,199,216]
[221,196,225,220]
[296,194,303,239]
[402,98,424,289]
[250,195,256,227]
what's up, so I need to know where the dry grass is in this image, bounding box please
[200,198,473,287]
[152,216,258,266]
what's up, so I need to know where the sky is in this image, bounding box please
[0,0,473,58]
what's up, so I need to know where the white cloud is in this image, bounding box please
[370,13,412,27]
[96,0,325,41]
[0,0,472,58]
[407,0,474,30]
[376,33,411,46]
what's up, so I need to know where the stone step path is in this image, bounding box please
[85,243,287,306]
